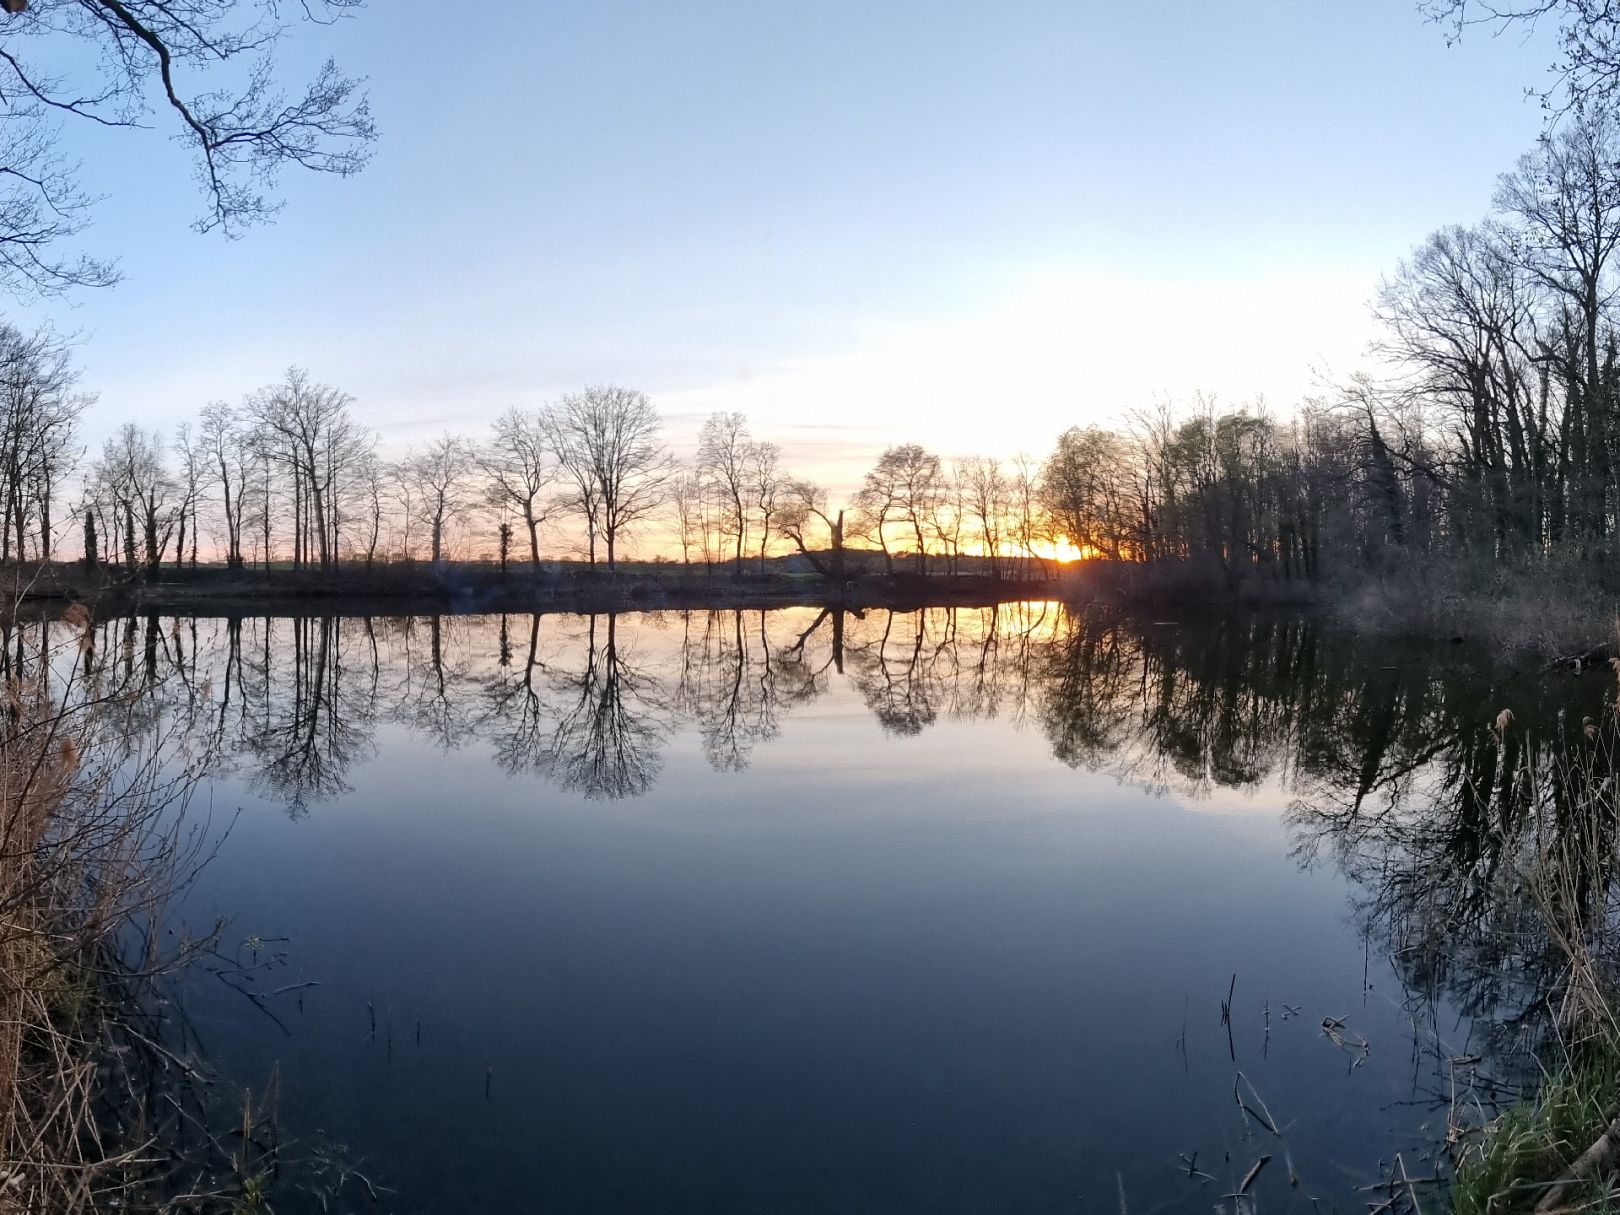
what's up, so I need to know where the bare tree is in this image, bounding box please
[1373,222,1539,548]
[1423,1,1620,114]
[0,1,374,296]
[246,367,367,571]
[0,324,85,561]
[389,461,417,561]
[171,423,206,569]
[355,450,387,568]
[1497,114,1620,402]
[751,440,781,573]
[696,411,754,575]
[248,433,276,566]
[670,467,706,567]
[328,425,378,564]
[545,386,671,571]
[776,479,849,581]
[96,423,175,572]
[862,443,942,574]
[198,401,249,568]
[1040,426,1133,560]
[402,433,479,563]
[959,457,1009,577]
[1009,453,1047,578]
[482,406,554,564]
[931,467,967,574]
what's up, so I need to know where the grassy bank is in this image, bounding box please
[1446,699,1620,1212]
[1077,552,1620,658]
[1453,1043,1620,1214]
[1327,554,1620,658]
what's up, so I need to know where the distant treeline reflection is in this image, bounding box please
[20,601,1620,1061]
[15,605,1599,811]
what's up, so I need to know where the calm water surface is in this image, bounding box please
[79,604,1591,1212]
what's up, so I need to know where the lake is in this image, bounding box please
[56,603,1593,1212]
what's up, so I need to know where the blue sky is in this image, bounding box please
[14,0,1560,494]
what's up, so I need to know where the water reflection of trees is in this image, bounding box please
[40,605,1048,813]
[32,599,1620,1190]
[52,604,1567,816]
[237,617,378,816]
[46,603,1620,1054]
[1279,648,1620,1082]
[541,614,665,799]
[678,610,778,772]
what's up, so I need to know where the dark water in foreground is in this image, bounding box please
[64,604,1608,1212]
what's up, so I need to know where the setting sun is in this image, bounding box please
[1045,537,1093,563]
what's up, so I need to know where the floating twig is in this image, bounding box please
[1235,1154,1271,1195]
[1177,1152,1214,1184]
[1234,1072,1281,1138]
[1221,973,1237,1061]
[1321,1015,1371,1070]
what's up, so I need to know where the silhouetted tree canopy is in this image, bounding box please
[1423,0,1620,114]
[0,0,374,294]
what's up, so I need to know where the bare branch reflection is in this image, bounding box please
[40,602,1620,1086]
[539,614,666,800]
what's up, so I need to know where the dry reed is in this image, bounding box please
[1452,667,1620,1212]
[0,607,258,1214]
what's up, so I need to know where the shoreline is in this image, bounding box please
[4,562,1099,618]
[12,558,1614,662]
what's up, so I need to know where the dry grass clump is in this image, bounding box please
[0,608,246,1214]
[1335,552,1615,657]
[1452,682,1620,1212]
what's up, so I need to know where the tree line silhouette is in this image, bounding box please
[4,97,1620,596]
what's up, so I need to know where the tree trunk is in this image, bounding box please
[11,474,24,562]
[143,508,159,573]
[222,474,239,567]
[261,465,271,568]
